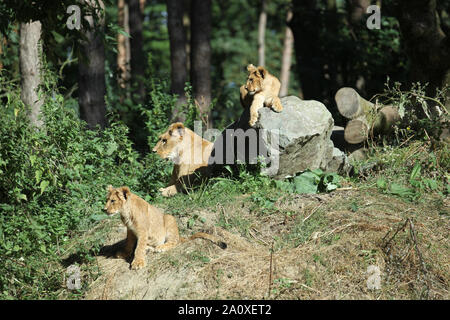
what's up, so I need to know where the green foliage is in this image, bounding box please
[0,69,144,299]
[377,80,449,141]
[358,139,449,203]
[374,157,445,201]
[354,78,450,203]
[1,0,448,300]
[273,169,342,195]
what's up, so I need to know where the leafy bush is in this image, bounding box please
[0,70,145,299]
[273,169,342,194]
[376,80,449,142]
[352,80,450,202]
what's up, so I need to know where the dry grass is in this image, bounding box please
[82,189,449,300]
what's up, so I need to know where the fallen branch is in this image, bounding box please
[381,218,431,298]
[302,203,323,223]
[408,218,431,297]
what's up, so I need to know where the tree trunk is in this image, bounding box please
[20,20,43,128]
[117,0,131,97]
[258,0,267,67]
[190,0,212,128]
[183,0,191,76]
[78,0,107,130]
[127,0,146,104]
[349,0,370,23]
[290,0,323,101]
[139,0,146,12]
[167,0,188,121]
[327,0,336,10]
[279,9,293,97]
[445,70,450,113]
[0,36,4,70]
[390,0,450,111]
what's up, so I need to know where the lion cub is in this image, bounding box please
[153,122,213,197]
[240,64,283,127]
[104,185,226,270]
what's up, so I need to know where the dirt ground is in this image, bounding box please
[84,190,449,300]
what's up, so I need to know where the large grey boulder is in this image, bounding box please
[209,96,350,178]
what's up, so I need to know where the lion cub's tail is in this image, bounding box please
[181,232,227,249]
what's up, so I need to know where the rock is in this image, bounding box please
[327,147,352,174]
[210,96,351,178]
[348,148,368,162]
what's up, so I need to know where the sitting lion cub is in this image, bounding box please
[240,64,283,127]
[104,185,227,270]
[153,122,213,197]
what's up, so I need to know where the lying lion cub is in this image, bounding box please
[104,185,226,270]
[240,64,283,127]
[153,122,213,197]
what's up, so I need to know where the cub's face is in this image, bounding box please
[152,122,185,161]
[104,186,129,215]
[245,64,266,95]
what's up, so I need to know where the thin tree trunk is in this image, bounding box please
[117,0,131,97]
[167,0,188,121]
[78,0,107,130]
[258,0,267,67]
[139,0,146,12]
[279,9,293,97]
[0,36,4,70]
[445,70,450,112]
[183,0,191,77]
[127,0,146,104]
[190,0,212,128]
[20,20,43,128]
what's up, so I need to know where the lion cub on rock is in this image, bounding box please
[153,122,213,197]
[104,185,226,270]
[240,64,283,127]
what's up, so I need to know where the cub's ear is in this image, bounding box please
[169,122,185,137]
[247,64,257,72]
[107,185,114,193]
[121,186,131,200]
[257,66,267,79]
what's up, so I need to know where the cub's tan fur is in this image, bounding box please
[240,64,283,127]
[104,185,227,270]
[152,122,213,197]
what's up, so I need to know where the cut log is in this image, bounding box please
[343,106,401,144]
[344,119,368,144]
[336,87,400,144]
[372,106,401,135]
[335,87,374,120]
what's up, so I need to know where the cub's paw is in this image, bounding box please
[131,258,146,270]
[248,118,258,127]
[272,101,283,112]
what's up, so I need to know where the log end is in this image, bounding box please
[374,106,400,134]
[344,119,368,144]
[335,87,361,119]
